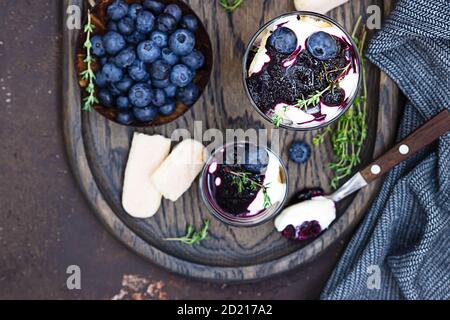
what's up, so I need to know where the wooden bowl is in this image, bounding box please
[77,0,213,127]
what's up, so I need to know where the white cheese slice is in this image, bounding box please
[151,139,207,202]
[122,133,171,218]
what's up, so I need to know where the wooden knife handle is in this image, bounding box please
[360,109,450,184]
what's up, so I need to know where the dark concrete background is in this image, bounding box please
[0,0,353,300]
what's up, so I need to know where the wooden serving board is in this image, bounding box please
[63,0,399,281]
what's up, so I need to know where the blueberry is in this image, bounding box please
[150,59,171,80]
[151,88,166,107]
[161,47,179,65]
[108,82,122,96]
[306,31,338,61]
[116,96,130,110]
[152,77,171,89]
[128,83,153,108]
[170,64,194,87]
[115,76,134,92]
[137,40,161,63]
[98,89,114,108]
[114,47,136,68]
[129,60,149,82]
[181,14,199,32]
[118,17,135,35]
[127,3,143,20]
[95,71,108,88]
[242,145,269,173]
[108,21,119,32]
[267,27,298,55]
[102,63,123,83]
[103,31,126,55]
[156,13,177,33]
[176,83,199,105]
[181,50,205,70]
[126,31,146,45]
[116,111,134,125]
[100,56,108,66]
[143,0,165,14]
[159,100,176,116]
[150,31,168,48]
[133,106,158,122]
[91,35,105,57]
[169,29,196,56]
[289,141,311,164]
[136,11,155,34]
[164,84,177,98]
[164,4,182,22]
[107,0,129,21]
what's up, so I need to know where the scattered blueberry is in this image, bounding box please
[116,96,130,110]
[102,62,123,83]
[118,17,135,35]
[136,11,155,34]
[171,64,195,87]
[116,111,134,125]
[151,88,167,107]
[156,13,177,33]
[115,76,134,92]
[150,31,168,48]
[126,30,146,44]
[127,3,143,20]
[169,29,195,56]
[133,106,158,122]
[181,50,205,70]
[91,35,105,57]
[137,40,161,63]
[150,59,171,80]
[143,0,165,14]
[98,89,114,108]
[107,21,119,32]
[289,141,311,164]
[181,14,198,32]
[128,60,149,82]
[128,83,153,108]
[176,83,199,105]
[268,27,298,55]
[100,56,109,66]
[152,77,171,89]
[161,47,179,65]
[108,82,122,96]
[102,31,126,55]
[159,100,176,116]
[164,4,182,22]
[114,47,136,68]
[306,31,338,61]
[107,0,129,21]
[164,84,177,98]
[95,70,108,88]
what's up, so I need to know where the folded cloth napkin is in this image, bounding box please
[321,0,450,300]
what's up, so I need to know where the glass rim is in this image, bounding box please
[199,141,289,228]
[242,11,363,132]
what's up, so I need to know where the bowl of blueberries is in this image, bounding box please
[77,0,213,126]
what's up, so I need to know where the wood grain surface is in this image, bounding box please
[63,0,400,281]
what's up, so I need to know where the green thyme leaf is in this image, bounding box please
[164,220,210,246]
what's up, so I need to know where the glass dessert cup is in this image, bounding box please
[200,142,289,227]
[243,12,362,131]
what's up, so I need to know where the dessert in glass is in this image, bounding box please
[200,142,288,227]
[243,12,361,130]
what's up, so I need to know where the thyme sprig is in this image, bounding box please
[219,0,245,12]
[272,114,283,127]
[164,220,210,246]
[229,170,272,209]
[80,10,98,112]
[313,16,368,190]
